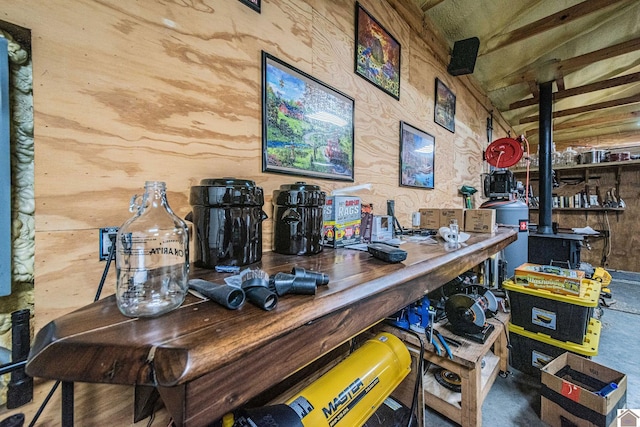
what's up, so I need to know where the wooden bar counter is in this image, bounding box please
[26,228,516,426]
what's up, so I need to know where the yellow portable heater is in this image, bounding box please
[227,332,412,427]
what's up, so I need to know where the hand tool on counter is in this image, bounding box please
[434,329,454,359]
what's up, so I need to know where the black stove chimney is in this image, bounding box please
[537,81,553,235]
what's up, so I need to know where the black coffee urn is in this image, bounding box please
[189,178,267,268]
[272,182,326,255]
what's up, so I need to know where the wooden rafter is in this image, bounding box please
[420,0,445,12]
[481,0,628,56]
[519,93,640,124]
[527,81,539,98]
[509,71,640,110]
[555,71,566,92]
[488,37,640,92]
[525,110,640,137]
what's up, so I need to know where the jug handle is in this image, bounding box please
[260,210,269,221]
[129,194,142,213]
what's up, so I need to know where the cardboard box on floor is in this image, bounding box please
[540,352,627,427]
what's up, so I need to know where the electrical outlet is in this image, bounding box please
[99,227,119,261]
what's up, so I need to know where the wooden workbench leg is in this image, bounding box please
[61,381,74,427]
[494,323,509,373]
[460,366,482,427]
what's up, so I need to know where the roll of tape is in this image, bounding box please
[439,227,454,243]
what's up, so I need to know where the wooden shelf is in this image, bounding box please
[511,158,640,174]
[528,207,624,212]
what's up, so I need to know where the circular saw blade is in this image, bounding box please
[445,293,486,333]
[434,368,462,392]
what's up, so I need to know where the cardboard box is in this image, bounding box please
[439,209,465,229]
[418,208,440,229]
[541,352,627,427]
[514,263,585,296]
[464,209,496,233]
[323,196,361,247]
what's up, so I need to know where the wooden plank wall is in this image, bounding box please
[0,0,513,424]
[526,167,640,271]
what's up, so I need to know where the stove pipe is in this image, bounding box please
[537,81,553,235]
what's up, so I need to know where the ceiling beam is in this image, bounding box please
[555,71,566,92]
[481,0,628,56]
[420,0,445,12]
[525,110,640,137]
[519,93,640,124]
[509,71,640,110]
[557,37,640,75]
[488,37,640,92]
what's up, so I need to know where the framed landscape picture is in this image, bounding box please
[238,0,260,13]
[400,121,435,189]
[434,78,456,132]
[262,51,355,181]
[354,2,401,100]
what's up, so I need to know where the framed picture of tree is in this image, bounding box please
[262,51,355,181]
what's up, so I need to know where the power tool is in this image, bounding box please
[226,332,412,427]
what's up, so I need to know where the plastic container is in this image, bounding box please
[508,319,600,377]
[116,181,190,317]
[272,182,326,255]
[503,279,600,344]
[189,178,267,268]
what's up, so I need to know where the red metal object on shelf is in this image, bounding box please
[485,137,523,168]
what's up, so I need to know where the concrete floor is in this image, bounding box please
[423,270,640,427]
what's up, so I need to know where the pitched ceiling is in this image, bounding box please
[416,0,640,150]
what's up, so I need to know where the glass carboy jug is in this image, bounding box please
[116,181,189,317]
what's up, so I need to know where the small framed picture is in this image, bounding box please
[354,2,401,100]
[434,78,456,133]
[400,121,435,189]
[238,0,260,13]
